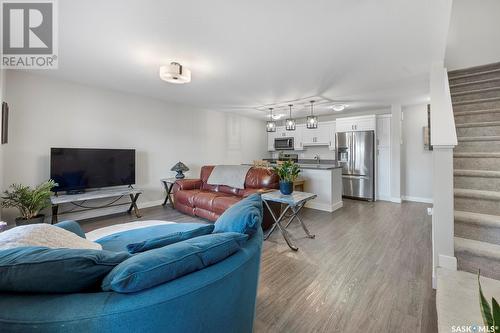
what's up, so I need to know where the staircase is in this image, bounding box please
[450,62,500,280]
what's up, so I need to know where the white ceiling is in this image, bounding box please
[31,0,446,119]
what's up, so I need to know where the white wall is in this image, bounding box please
[401,104,433,203]
[2,71,267,223]
[445,0,500,70]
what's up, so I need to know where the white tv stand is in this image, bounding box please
[50,187,143,224]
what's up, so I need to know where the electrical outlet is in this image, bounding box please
[427,207,433,216]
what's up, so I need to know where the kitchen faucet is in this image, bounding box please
[314,154,321,164]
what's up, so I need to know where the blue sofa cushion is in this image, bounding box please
[126,224,214,254]
[213,194,263,236]
[96,223,213,252]
[102,232,248,293]
[0,247,130,293]
[54,220,86,238]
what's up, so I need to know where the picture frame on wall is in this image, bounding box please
[1,102,9,144]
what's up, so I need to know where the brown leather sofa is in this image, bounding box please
[173,165,279,229]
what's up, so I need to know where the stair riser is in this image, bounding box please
[452,100,500,113]
[455,222,500,245]
[452,89,500,103]
[457,125,500,137]
[454,176,500,191]
[449,63,500,77]
[454,141,500,153]
[449,71,500,85]
[450,79,500,93]
[454,157,500,171]
[455,197,500,216]
[456,250,500,280]
[455,112,500,123]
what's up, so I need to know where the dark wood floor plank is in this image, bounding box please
[78,199,437,333]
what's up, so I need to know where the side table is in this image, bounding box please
[160,178,177,207]
[261,190,317,251]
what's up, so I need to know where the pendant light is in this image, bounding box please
[306,100,318,129]
[266,108,276,132]
[285,104,296,131]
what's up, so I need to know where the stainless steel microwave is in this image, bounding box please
[274,137,294,150]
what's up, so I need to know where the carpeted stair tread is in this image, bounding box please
[455,210,500,229]
[451,86,500,97]
[448,68,500,81]
[457,135,500,142]
[454,188,500,201]
[454,152,500,158]
[449,77,500,89]
[452,97,500,106]
[454,108,500,116]
[455,237,500,261]
[455,121,500,128]
[454,169,500,178]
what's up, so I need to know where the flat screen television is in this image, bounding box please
[50,148,136,193]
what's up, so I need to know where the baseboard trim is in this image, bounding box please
[390,197,402,203]
[402,196,433,204]
[139,200,163,209]
[438,254,457,271]
[305,201,343,213]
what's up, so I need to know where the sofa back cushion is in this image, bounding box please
[102,232,248,293]
[0,247,130,293]
[199,165,278,194]
[126,224,215,254]
[213,194,263,236]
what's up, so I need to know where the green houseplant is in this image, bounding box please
[479,271,500,332]
[273,161,300,195]
[1,180,56,225]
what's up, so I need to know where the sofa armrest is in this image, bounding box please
[175,179,202,191]
[241,188,275,198]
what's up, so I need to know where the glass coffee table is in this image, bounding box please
[261,190,317,251]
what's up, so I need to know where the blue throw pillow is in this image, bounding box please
[54,220,86,238]
[102,232,248,293]
[213,194,263,236]
[126,224,215,254]
[0,247,130,293]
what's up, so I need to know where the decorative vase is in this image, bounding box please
[279,181,293,195]
[15,215,45,226]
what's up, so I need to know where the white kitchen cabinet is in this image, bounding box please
[336,115,376,132]
[293,125,304,150]
[302,121,335,148]
[267,130,277,151]
[276,127,287,138]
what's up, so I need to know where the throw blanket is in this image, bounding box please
[207,165,251,189]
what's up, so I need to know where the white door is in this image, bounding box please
[267,131,277,151]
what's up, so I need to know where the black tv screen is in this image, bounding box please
[50,148,136,193]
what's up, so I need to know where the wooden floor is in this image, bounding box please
[81,199,437,333]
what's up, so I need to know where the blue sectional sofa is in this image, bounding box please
[0,222,263,333]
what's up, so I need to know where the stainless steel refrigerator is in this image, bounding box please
[335,131,375,201]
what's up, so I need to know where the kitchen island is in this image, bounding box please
[246,162,343,213]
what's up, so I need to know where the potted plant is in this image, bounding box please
[1,180,56,226]
[273,161,300,195]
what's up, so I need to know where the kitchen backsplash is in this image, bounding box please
[271,146,336,160]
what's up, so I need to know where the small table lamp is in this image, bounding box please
[171,162,189,179]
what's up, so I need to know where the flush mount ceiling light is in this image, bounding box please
[306,100,318,129]
[285,104,296,131]
[332,104,348,112]
[271,114,284,120]
[159,62,191,84]
[266,108,276,132]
